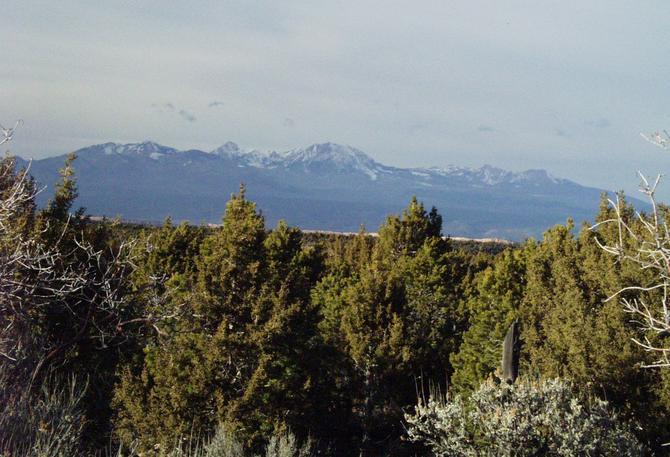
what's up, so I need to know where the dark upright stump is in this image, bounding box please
[502,320,520,384]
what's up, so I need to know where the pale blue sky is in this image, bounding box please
[2,1,670,197]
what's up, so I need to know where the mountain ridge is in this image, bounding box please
[38,140,567,186]
[15,141,620,240]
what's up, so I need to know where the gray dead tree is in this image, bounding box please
[591,130,670,368]
[0,121,174,379]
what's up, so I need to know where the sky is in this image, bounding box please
[2,1,670,198]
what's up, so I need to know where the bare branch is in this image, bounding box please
[0,119,22,147]
[591,169,670,368]
[641,130,670,150]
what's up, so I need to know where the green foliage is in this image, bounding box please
[132,218,206,288]
[313,197,477,455]
[114,190,327,454]
[405,378,646,456]
[376,196,445,259]
[450,248,526,394]
[36,152,89,250]
[520,221,598,382]
[114,331,218,450]
[225,221,326,448]
[515,200,670,448]
[42,152,79,222]
[196,185,267,320]
[6,154,669,456]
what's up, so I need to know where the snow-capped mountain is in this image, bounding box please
[422,165,563,187]
[209,142,385,179]
[71,140,557,187]
[210,142,273,166]
[97,141,178,158]
[211,141,245,158]
[278,143,386,180]
[16,141,620,240]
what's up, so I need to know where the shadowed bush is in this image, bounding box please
[0,372,87,457]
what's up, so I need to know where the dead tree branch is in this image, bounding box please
[591,171,670,367]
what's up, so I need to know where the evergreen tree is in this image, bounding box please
[42,152,79,222]
[115,193,329,454]
[520,221,596,382]
[316,198,470,455]
[450,248,526,394]
[130,218,206,319]
[399,241,474,386]
[227,221,326,449]
[517,209,670,449]
[133,218,206,287]
[376,196,446,259]
[196,185,266,322]
[115,187,267,451]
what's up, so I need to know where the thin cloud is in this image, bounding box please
[477,124,495,132]
[178,110,197,122]
[151,102,175,111]
[586,118,611,129]
[152,102,196,122]
[283,117,295,127]
[408,122,430,135]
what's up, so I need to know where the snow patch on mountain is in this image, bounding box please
[79,141,568,187]
[97,141,177,157]
[279,143,383,180]
[423,164,563,186]
[211,141,243,158]
[211,142,385,179]
[211,142,281,168]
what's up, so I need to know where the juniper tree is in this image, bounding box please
[450,248,526,394]
[314,197,472,455]
[114,188,268,451]
[114,193,329,454]
[226,221,326,449]
[515,212,670,448]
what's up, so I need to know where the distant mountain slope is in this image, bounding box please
[16,141,618,240]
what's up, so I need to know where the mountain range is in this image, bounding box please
[15,141,618,240]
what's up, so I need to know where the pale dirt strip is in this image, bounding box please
[88,216,513,245]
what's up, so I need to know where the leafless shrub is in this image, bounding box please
[590,129,670,367]
[0,123,184,381]
[0,168,138,380]
[0,119,22,147]
[0,122,175,454]
[641,130,670,150]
